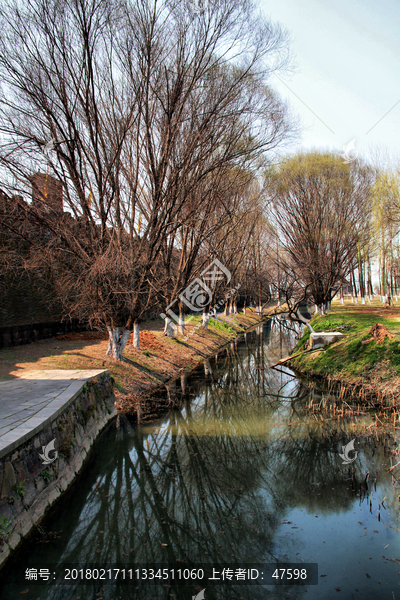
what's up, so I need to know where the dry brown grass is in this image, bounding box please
[0,311,267,412]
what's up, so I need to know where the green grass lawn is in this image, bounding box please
[292,299,400,380]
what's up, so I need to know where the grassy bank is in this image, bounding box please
[0,310,270,413]
[289,299,400,404]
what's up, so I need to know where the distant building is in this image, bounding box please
[30,172,63,214]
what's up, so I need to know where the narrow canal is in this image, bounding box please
[1,319,399,600]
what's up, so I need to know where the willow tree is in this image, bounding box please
[267,152,374,313]
[370,171,400,301]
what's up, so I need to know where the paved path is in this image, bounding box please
[0,370,106,458]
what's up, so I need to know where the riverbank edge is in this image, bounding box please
[0,370,116,569]
[113,310,279,413]
[285,305,400,406]
[0,310,275,569]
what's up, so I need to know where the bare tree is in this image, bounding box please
[0,0,292,359]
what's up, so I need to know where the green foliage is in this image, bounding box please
[82,384,88,393]
[0,515,12,541]
[15,480,26,499]
[142,350,150,357]
[209,318,235,334]
[307,313,352,334]
[292,302,400,379]
[295,328,310,350]
[40,469,52,483]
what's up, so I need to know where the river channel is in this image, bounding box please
[0,319,399,600]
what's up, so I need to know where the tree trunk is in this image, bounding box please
[352,270,358,304]
[132,320,140,349]
[106,326,131,361]
[180,373,187,396]
[202,308,210,329]
[204,360,212,376]
[164,316,175,338]
[295,309,314,333]
[367,256,373,299]
[178,301,185,335]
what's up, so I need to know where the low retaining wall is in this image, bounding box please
[309,331,344,349]
[0,319,84,349]
[0,370,116,568]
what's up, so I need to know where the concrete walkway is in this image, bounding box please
[0,369,107,458]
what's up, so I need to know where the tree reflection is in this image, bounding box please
[1,322,398,600]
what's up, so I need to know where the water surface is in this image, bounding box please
[1,319,399,600]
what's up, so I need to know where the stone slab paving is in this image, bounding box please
[0,369,107,458]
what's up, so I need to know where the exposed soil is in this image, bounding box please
[0,310,270,415]
[132,330,165,352]
[55,330,169,351]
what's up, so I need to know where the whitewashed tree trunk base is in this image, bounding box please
[133,322,140,349]
[178,315,185,335]
[202,313,210,329]
[107,327,131,360]
[164,316,175,338]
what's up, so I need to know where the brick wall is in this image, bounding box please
[0,319,84,349]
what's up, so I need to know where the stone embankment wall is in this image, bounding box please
[0,371,116,568]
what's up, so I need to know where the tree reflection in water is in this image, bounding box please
[1,320,398,600]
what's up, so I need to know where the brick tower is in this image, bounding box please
[30,172,63,214]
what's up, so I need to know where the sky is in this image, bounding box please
[260,0,400,168]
